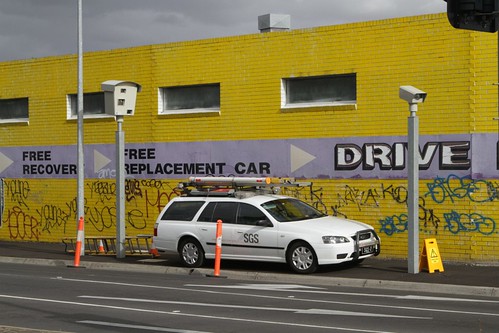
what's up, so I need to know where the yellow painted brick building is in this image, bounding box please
[0,13,498,263]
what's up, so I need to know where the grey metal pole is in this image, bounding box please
[407,103,419,274]
[116,116,125,258]
[76,0,85,255]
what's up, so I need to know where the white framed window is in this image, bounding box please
[158,83,220,115]
[67,92,112,119]
[281,74,356,109]
[0,97,29,123]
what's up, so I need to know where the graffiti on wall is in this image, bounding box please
[0,174,497,241]
[1,178,180,241]
[280,174,498,237]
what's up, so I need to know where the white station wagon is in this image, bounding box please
[153,177,380,274]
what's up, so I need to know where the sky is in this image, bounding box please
[0,0,447,62]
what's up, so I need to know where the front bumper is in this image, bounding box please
[315,229,381,265]
[351,229,381,260]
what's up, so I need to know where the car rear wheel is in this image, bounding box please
[178,238,205,268]
[287,241,318,274]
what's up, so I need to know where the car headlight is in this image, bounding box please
[322,236,350,244]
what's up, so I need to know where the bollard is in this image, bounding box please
[207,219,226,278]
[68,217,85,268]
[213,219,223,276]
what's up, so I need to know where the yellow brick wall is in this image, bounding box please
[1,177,497,262]
[0,13,498,263]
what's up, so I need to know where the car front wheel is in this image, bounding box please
[287,241,318,274]
[178,238,205,268]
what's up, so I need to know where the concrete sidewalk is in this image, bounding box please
[1,240,498,297]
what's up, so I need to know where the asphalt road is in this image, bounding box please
[1,262,498,333]
[1,240,498,295]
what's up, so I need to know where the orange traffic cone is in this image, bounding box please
[149,239,159,257]
[98,239,105,254]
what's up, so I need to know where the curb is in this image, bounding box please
[1,256,497,298]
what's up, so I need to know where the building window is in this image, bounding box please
[159,83,220,115]
[0,97,29,123]
[281,74,356,109]
[67,92,109,119]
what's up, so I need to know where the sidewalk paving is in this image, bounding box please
[1,240,498,297]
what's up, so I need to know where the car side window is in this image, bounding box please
[212,202,238,224]
[237,203,271,226]
[198,202,238,224]
[198,202,216,222]
[161,201,205,221]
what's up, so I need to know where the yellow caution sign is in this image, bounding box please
[419,238,444,273]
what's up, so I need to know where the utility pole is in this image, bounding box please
[76,0,85,255]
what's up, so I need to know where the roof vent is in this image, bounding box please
[258,14,290,33]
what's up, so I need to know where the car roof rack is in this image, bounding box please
[178,176,311,197]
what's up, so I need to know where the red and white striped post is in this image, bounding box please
[207,219,226,278]
[69,216,85,268]
[213,219,223,276]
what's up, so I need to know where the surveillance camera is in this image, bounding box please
[399,86,427,104]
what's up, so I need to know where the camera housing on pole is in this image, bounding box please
[101,80,141,116]
[399,86,427,105]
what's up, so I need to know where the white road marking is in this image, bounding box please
[0,294,398,333]
[79,295,431,320]
[397,295,499,304]
[53,277,499,317]
[0,325,69,333]
[295,309,426,318]
[187,283,499,303]
[223,284,325,290]
[78,320,210,332]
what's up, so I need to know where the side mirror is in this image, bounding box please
[256,220,273,227]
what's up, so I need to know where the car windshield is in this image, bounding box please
[261,198,326,222]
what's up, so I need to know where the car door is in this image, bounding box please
[230,203,280,261]
[196,201,239,258]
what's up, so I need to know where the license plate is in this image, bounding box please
[360,245,375,255]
